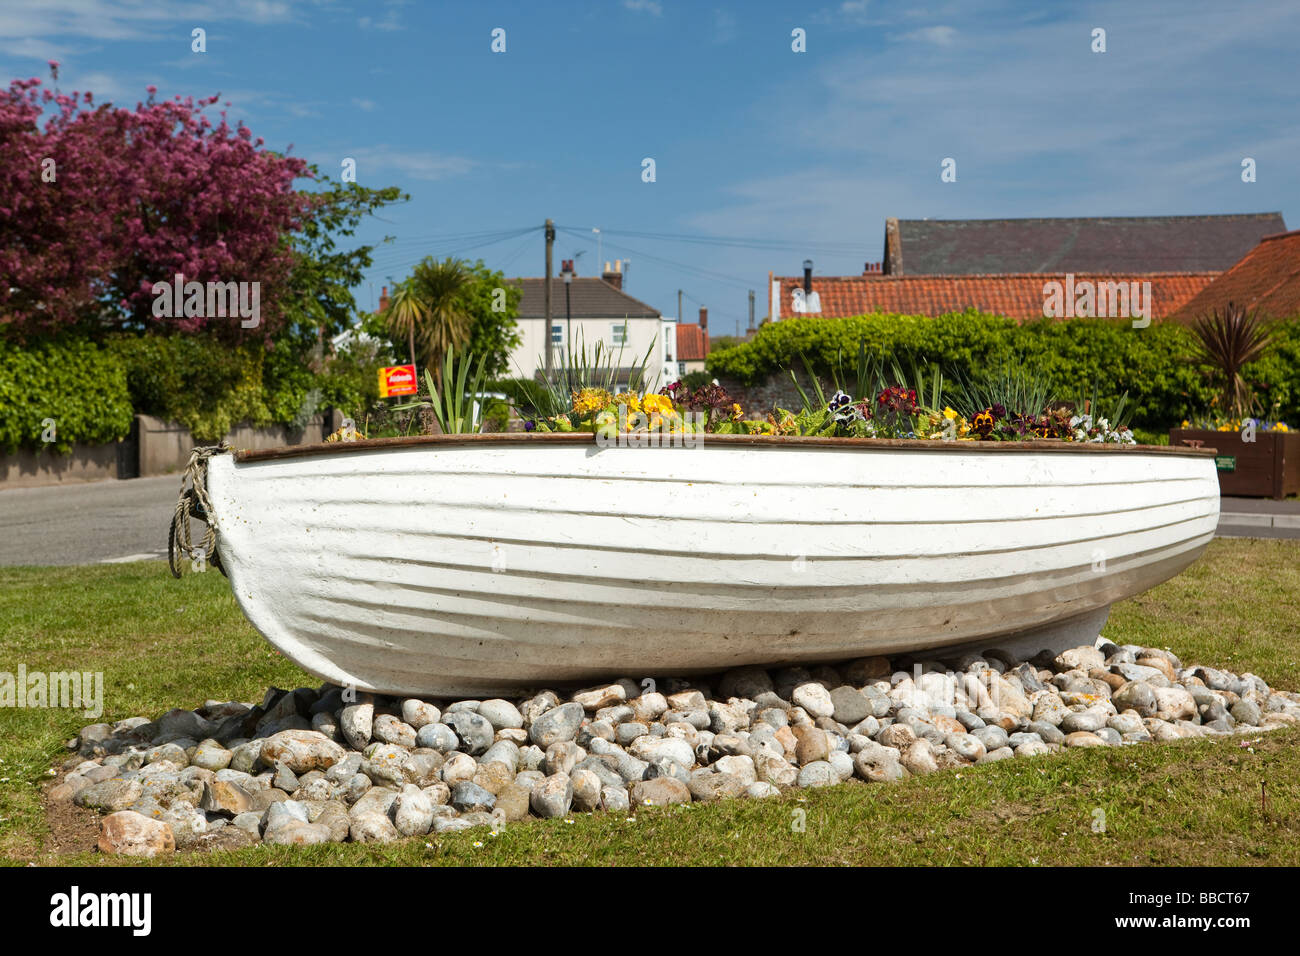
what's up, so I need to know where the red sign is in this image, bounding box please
[378,364,418,398]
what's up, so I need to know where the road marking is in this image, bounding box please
[99,552,167,564]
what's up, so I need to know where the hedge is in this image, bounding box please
[1,333,392,451]
[0,339,135,454]
[706,311,1300,431]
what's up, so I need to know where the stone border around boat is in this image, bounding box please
[53,640,1299,857]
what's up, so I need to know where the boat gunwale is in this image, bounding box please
[232,431,1218,464]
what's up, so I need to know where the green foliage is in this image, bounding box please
[459,261,523,378]
[108,335,274,442]
[517,333,657,421]
[681,370,714,390]
[280,175,408,349]
[366,258,522,380]
[1241,318,1300,423]
[480,397,511,433]
[392,345,492,434]
[0,338,134,453]
[705,311,1300,431]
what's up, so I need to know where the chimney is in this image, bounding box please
[378,285,389,312]
[698,306,708,332]
[803,259,813,294]
[601,258,623,291]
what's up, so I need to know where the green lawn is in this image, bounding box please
[2,537,1298,866]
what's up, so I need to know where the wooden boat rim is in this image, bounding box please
[233,432,1218,464]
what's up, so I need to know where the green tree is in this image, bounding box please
[280,174,408,350]
[369,257,521,380]
[411,257,474,386]
[381,280,429,367]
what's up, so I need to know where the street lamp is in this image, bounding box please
[564,269,573,375]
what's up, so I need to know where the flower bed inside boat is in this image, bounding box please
[524,378,1137,446]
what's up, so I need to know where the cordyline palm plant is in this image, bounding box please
[410,257,474,386]
[1191,302,1273,420]
[392,343,492,434]
[380,280,428,366]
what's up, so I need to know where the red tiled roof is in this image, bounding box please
[772,273,1219,323]
[676,323,709,361]
[1170,230,1300,322]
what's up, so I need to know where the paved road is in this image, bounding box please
[1,478,1296,567]
[0,475,192,566]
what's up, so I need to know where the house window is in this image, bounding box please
[551,324,563,343]
[611,323,627,346]
[678,361,686,374]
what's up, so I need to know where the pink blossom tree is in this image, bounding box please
[0,64,312,338]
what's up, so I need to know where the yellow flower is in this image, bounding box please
[614,392,642,413]
[642,393,674,415]
[571,387,613,416]
[943,407,958,420]
[1276,423,1289,432]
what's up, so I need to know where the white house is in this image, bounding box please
[507,260,668,389]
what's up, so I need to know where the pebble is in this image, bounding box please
[478,699,523,730]
[529,702,585,748]
[58,642,1300,853]
[791,682,835,718]
[530,773,573,818]
[443,712,494,756]
[98,810,175,857]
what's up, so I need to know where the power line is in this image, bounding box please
[563,224,871,255]
[556,227,754,290]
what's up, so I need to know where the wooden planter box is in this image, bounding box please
[1169,428,1300,499]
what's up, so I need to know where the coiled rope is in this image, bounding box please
[168,443,231,579]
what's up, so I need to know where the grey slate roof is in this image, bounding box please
[508,277,661,319]
[883,213,1287,275]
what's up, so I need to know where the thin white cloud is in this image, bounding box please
[622,0,663,16]
[358,13,401,31]
[714,9,737,44]
[689,0,1300,256]
[351,97,376,112]
[895,25,956,45]
[349,146,479,182]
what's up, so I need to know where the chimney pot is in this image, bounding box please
[601,259,623,291]
[699,307,708,332]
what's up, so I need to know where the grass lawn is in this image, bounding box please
[2,537,1298,867]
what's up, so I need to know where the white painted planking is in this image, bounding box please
[204,441,1219,697]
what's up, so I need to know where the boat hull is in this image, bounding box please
[205,436,1220,698]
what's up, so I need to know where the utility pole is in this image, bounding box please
[544,219,555,378]
[748,289,755,335]
[678,289,683,326]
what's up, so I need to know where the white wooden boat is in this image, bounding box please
[197,434,1220,698]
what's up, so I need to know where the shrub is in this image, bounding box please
[707,311,1299,431]
[0,338,134,453]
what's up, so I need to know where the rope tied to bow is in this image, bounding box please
[169,443,231,579]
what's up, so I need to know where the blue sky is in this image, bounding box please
[3,0,1297,336]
